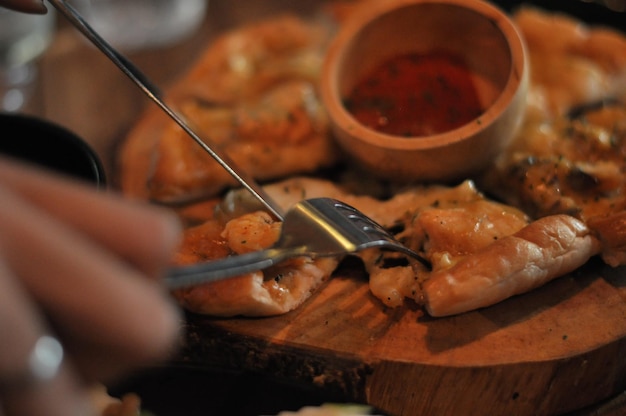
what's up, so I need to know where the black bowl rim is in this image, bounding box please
[0,112,106,187]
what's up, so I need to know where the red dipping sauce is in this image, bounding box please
[344,51,485,137]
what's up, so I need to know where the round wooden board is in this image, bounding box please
[178,258,626,416]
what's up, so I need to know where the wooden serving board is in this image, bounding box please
[177,257,626,416]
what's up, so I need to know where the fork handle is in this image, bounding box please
[165,247,307,290]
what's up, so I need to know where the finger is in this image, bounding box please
[0,184,182,382]
[0,0,47,13]
[0,259,97,416]
[0,157,182,279]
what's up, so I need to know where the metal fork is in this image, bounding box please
[165,198,430,289]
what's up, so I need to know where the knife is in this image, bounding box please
[47,0,286,221]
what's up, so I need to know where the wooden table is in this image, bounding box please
[21,1,626,415]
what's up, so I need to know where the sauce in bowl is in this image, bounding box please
[344,51,484,137]
[320,0,528,182]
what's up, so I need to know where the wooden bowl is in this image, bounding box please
[320,0,528,183]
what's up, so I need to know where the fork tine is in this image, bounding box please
[307,198,431,268]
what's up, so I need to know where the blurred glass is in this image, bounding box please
[0,8,56,112]
[70,0,209,51]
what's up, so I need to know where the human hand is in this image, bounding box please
[0,0,47,13]
[0,157,183,416]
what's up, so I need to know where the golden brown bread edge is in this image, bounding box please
[423,215,601,317]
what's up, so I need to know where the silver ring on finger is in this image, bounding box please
[0,335,64,391]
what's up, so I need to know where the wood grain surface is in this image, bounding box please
[179,257,626,416]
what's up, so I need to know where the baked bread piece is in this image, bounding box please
[422,215,600,317]
[173,210,339,317]
[119,15,339,204]
[481,8,626,267]
[170,177,368,317]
